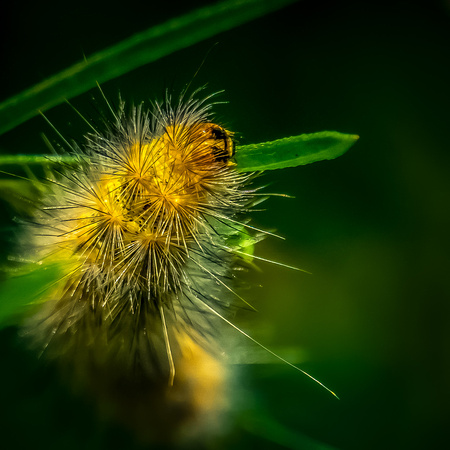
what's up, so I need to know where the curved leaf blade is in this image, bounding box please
[0,131,358,179]
[235,131,359,172]
[0,262,64,329]
[0,0,298,136]
[0,154,78,165]
[239,404,338,450]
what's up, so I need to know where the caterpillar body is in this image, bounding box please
[11,88,343,446]
[22,91,256,444]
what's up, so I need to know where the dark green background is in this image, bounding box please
[1,0,449,448]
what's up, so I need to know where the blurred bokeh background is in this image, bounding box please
[1,0,449,448]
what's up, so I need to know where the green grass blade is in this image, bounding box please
[0,130,357,176]
[0,180,42,213]
[0,0,298,136]
[0,262,64,329]
[239,404,338,450]
[0,155,78,165]
[235,131,359,172]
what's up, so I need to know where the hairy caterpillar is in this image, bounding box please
[18,90,258,444]
[7,88,341,446]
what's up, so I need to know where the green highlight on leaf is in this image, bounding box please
[0,154,79,165]
[0,0,298,136]
[0,131,358,181]
[235,131,359,172]
[0,262,64,329]
[0,179,43,214]
[238,404,338,450]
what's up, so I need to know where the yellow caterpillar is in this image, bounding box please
[0,86,357,445]
[22,92,255,444]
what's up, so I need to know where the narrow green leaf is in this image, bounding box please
[0,262,64,329]
[0,180,42,213]
[235,131,359,172]
[0,0,298,136]
[0,130,357,181]
[0,154,78,166]
[239,405,338,450]
[0,131,357,178]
